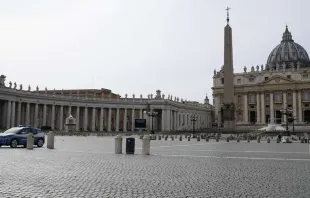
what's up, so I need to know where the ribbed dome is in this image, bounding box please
[266,26,310,68]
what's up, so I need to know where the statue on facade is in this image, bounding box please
[9,81,12,88]
[20,84,23,90]
[214,69,216,76]
[36,86,39,92]
[261,64,264,71]
[132,94,135,98]
[251,66,254,72]
[256,65,259,71]
[13,82,17,89]
[150,94,153,99]
[28,85,31,91]
[125,93,127,98]
[243,66,247,73]
[45,87,48,93]
[53,88,56,95]
[156,90,161,98]
[162,94,165,99]
[140,94,142,99]
[168,94,170,99]
[0,75,6,87]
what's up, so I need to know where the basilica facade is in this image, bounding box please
[213,26,310,127]
[0,76,213,132]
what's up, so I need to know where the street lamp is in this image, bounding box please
[190,115,198,135]
[147,108,158,134]
[280,104,293,133]
[288,116,298,132]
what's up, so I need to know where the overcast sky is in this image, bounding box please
[0,0,309,104]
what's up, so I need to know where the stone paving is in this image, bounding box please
[0,135,309,198]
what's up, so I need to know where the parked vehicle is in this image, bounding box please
[0,126,45,148]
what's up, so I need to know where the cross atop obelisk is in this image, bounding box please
[225,6,230,24]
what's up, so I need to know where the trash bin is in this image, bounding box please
[126,137,135,154]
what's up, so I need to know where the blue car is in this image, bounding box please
[0,126,45,148]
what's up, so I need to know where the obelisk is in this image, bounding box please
[222,7,235,131]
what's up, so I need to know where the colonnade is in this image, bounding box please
[1,100,211,132]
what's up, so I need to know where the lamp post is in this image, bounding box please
[288,116,298,132]
[190,115,198,135]
[280,104,293,134]
[147,108,158,134]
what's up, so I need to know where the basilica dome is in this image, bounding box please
[266,26,310,68]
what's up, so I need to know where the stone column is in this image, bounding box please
[26,103,30,125]
[11,101,16,127]
[176,111,179,130]
[139,108,143,118]
[92,107,96,131]
[108,108,112,131]
[42,104,47,126]
[161,109,165,131]
[298,91,302,123]
[283,92,287,124]
[51,105,55,130]
[34,103,39,128]
[76,106,80,131]
[131,108,135,131]
[270,92,274,124]
[68,106,72,116]
[84,107,88,131]
[166,109,171,131]
[293,91,297,118]
[116,108,120,132]
[256,93,260,124]
[123,108,127,132]
[260,93,265,124]
[17,102,21,126]
[99,107,104,131]
[243,94,248,124]
[6,101,11,129]
[59,105,63,130]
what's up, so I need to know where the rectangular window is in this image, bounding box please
[274,93,282,103]
[265,77,269,81]
[248,94,255,104]
[287,93,292,101]
[303,91,310,101]
[221,78,224,84]
[249,78,254,82]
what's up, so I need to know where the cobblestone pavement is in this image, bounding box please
[0,136,309,198]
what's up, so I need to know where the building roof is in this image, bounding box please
[267,26,310,67]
